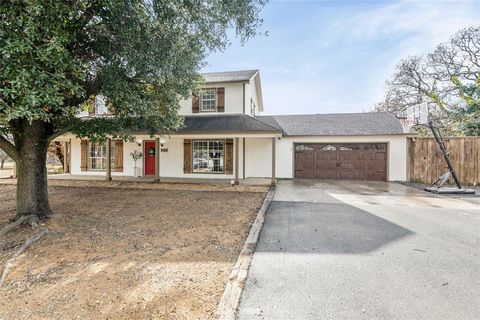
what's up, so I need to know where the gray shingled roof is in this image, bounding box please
[202,70,258,83]
[256,112,405,136]
[177,114,281,134]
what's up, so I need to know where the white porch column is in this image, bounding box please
[106,138,112,181]
[154,137,160,182]
[242,138,246,180]
[271,137,276,186]
[234,137,240,185]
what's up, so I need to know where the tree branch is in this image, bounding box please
[0,134,18,161]
[0,228,48,287]
[47,127,71,143]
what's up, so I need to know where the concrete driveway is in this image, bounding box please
[237,180,480,320]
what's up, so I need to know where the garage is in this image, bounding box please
[294,143,387,181]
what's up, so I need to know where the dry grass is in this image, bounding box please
[0,184,266,319]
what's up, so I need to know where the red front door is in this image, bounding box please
[144,141,156,176]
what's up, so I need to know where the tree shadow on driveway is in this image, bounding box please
[256,201,413,254]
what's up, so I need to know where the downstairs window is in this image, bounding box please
[89,142,115,170]
[192,140,224,173]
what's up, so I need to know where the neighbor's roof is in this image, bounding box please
[256,112,405,136]
[177,114,282,134]
[202,70,259,83]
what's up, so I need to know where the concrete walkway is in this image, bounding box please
[237,180,480,320]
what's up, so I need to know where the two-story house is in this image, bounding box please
[58,70,411,184]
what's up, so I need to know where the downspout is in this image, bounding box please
[242,82,246,179]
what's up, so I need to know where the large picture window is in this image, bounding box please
[193,140,224,173]
[201,89,216,112]
[89,142,115,170]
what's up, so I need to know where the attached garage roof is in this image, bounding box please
[256,112,405,136]
[177,114,282,134]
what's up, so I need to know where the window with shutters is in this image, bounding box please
[192,140,224,173]
[201,89,216,112]
[89,142,115,170]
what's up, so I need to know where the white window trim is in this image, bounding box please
[192,139,225,174]
[89,142,115,171]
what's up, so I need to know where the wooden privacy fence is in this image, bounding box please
[408,137,480,186]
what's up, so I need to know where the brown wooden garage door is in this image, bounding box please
[294,143,387,181]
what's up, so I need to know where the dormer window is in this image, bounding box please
[201,89,216,112]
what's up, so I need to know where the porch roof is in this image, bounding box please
[175,114,282,134]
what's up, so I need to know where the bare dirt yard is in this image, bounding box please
[0,183,267,319]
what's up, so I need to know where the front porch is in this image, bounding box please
[55,133,280,186]
[47,173,272,186]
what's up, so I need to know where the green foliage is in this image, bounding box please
[377,27,480,136]
[457,82,480,135]
[0,0,267,143]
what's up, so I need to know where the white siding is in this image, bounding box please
[69,136,246,179]
[180,82,245,115]
[244,138,272,178]
[67,135,408,182]
[248,78,260,116]
[70,138,143,176]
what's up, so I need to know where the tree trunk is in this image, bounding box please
[15,121,52,220]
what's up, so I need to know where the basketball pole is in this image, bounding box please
[428,120,462,189]
[405,102,474,194]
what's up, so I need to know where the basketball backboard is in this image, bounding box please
[406,102,429,125]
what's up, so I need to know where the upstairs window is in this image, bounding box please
[201,89,216,112]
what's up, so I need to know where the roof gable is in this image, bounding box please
[202,70,258,83]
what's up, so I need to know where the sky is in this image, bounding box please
[202,0,480,115]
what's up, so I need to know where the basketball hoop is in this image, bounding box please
[406,102,429,125]
[399,118,418,133]
[397,102,430,133]
[403,102,475,194]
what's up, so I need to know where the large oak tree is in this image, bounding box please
[375,27,479,135]
[0,0,266,219]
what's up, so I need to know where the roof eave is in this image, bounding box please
[281,132,413,137]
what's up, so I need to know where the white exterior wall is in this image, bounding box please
[68,134,408,181]
[69,135,250,179]
[275,135,408,181]
[158,136,240,179]
[70,138,143,176]
[248,78,260,116]
[244,138,272,178]
[244,82,251,115]
[179,82,245,115]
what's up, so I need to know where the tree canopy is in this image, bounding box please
[0,0,267,219]
[375,27,480,136]
[0,0,267,149]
